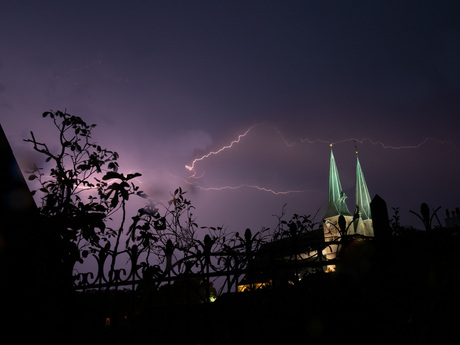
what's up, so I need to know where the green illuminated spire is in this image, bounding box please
[325,146,351,218]
[355,154,372,220]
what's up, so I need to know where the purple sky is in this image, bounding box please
[1,1,460,231]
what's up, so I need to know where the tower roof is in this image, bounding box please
[324,147,351,218]
[356,154,372,220]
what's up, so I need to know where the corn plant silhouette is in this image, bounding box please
[409,202,442,231]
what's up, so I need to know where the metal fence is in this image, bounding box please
[73,229,334,301]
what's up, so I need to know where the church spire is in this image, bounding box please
[325,145,351,218]
[355,151,372,220]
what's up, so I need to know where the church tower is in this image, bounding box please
[322,145,374,271]
[324,145,351,218]
[351,151,374,236]
[322,145,354,269]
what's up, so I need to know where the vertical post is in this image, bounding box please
[370,194,391,241]
[204,235,212,302]
[226,263,231,294]
[129,245,138,342]
[165,240,174,306]
[244,229,252,291]
[290,223,299,281]
[234,254,240,294]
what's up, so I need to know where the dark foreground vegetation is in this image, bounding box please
[39,228,454,345]
[1,111,460,344]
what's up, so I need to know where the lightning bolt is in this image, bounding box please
[182,124,315,195]
[293,136,457,151]
[194,184,310,195]
[185,125,256,175]
[161,169,309,196]
[183,123,457,196]
[346,137,456,150]
[269,127,456,151]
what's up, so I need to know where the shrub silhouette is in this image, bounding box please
[25,111,146,288]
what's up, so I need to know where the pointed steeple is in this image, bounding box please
[325,145,351,218]
[355,152,372,220]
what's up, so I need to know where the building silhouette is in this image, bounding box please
[0,124,46,333]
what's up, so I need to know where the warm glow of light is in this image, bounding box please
[237,280,272,292]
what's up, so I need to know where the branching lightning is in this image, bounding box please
[183,125,311,194]
[269,127,457,151]
[195,184,310,195]
[162,170,309,196]
[325,137,456,150]
[185,125,256,175]
[184,123,456,196]
[291,135,456,150]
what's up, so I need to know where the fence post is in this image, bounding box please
[165,240,174,306]
[244,229,253,291]
[204,234,212,302]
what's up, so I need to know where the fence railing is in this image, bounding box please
[73,233,339,298]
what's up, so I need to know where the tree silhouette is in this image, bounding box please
[24,111,253,294]
[25,110,146,288]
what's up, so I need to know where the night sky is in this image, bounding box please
[1,1,459,231]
